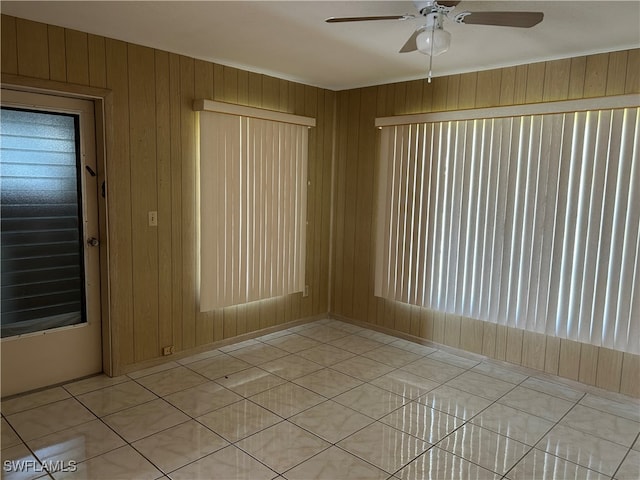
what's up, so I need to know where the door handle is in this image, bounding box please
[87,237,100,247]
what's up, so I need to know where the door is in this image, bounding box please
[1,89,102,397]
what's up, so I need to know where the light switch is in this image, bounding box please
[148,211,158,227]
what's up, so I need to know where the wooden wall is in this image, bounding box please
[1,15,335,375]
[332,49,640,397]
[2,12,638,396]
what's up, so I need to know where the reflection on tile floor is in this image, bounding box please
[2,318,639,480]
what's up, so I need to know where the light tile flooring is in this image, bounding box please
[2,318,639,480]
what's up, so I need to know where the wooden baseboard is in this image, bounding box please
[117,312,328,376]
[330,312,640,400]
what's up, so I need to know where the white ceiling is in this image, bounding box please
[2,1,639,90]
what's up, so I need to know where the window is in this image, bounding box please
[0,107,85,337]
[375,96,639,354]
[196,100,315,311]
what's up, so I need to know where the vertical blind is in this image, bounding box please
[198,108,310,311]
[375,103,639,354]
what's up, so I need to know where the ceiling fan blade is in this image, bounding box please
[436,1,461,7]
[325,15,412,23]
[456,11,544,28]
[399,28,422,53]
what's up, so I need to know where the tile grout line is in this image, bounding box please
[64,379,170,478]
[3,319,639,479]
[500,383,588,478]
[609,430,640,480]
[2,325,504,479]
[501,390,593,479]
[167,325,430,476]
[182,323,636,478]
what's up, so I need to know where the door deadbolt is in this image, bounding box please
[87,237,100,247]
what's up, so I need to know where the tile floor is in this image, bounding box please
[2,318,639,480]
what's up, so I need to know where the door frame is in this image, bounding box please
[1,74,114,379]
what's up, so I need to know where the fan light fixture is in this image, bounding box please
[417,12,450,82]
[416,26,451,56]
[416,12,450,56]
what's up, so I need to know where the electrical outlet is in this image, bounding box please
[162,345,174,356]
[148,211,158,227]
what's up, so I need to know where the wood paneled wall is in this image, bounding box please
[1,15,335,374]
[332,49,640,397]
[2,13,638,396]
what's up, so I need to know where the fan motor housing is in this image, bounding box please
[415,0,457,16]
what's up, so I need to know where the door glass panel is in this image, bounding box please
[1,108,86,338]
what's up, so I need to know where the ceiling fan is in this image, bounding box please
[326,1,544,57]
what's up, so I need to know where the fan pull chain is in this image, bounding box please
[427,26,434,83]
